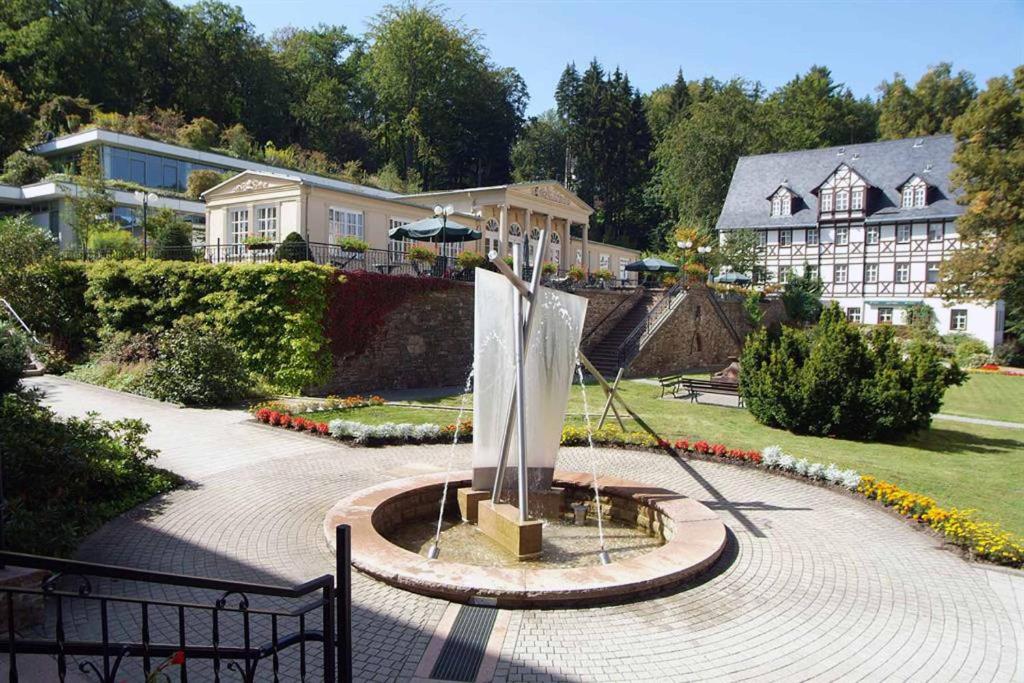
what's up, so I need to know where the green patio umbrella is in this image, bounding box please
[623,257,680,273]
[387,216,481,243]
[714,271,752,285]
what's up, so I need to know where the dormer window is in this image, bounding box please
[814,163,870,218]
[851,188,864,211]
[900,176,929,208]
[835,190,849,212]
[769,187,792,217]
[820,191,833,212]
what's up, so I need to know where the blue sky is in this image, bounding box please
[222,0,1023,116]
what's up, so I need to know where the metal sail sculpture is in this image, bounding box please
[472,230,588,522]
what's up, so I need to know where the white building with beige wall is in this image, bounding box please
[202,171,640,280]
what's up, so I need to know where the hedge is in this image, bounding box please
[9,260,333,393]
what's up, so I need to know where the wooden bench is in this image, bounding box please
[657,373,685,398]
[680,378,744,407]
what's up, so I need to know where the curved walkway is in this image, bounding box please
[29,377,1024,682]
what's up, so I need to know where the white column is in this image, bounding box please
[545,214,552,263]
[498,204,508,256]
[582,220,590,273]
[523,208,532,262]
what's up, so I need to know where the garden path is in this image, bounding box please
[26,375,1024,682]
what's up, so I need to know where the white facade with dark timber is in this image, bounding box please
[716,135,1005,347]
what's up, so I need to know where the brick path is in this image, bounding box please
[28,376,1024,682]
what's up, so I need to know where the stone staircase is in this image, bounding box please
[586,290,663,378]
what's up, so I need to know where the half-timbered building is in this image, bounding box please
[716,134,1005,347]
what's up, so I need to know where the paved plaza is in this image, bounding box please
[28,376,1024,682]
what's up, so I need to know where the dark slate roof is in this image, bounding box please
[716,135,964,230]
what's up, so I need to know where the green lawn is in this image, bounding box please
[309,374,1024,536]
[939,372,1024,423]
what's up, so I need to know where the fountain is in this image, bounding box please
[324,231,727,607]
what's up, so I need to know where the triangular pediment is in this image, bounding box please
[202,171,301,198]
[509,182,593,213]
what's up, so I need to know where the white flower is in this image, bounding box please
[840,470,861,490]
[761,445,784,467]
[777,454,796,471]
[793,458,810,476]
[807,462,825,480]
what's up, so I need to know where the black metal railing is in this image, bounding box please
[616,281,688,369]
[0,525,353,682]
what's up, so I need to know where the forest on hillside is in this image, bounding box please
[0,0,1008,252]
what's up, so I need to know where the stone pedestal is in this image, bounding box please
[457,488,491,523]
[526,488,564,520]
[477,502,543,560]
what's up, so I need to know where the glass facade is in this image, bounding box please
[101,145,228,192]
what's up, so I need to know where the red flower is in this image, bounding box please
[674,439,690,451]
[316,422,329,434]
[711,443,727,456]
[694,440,710,454]
[279,415,292,428]
[171,650,185,666]
[658,439,670,449]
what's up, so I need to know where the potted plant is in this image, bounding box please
[243,235,274,251]
[334,235,369,254]
[683,262,708,285]
[568,265,585,283]
[408,246,437,274]
[594,268,614,287]
[456,250,487,273]
[541,262,558,278]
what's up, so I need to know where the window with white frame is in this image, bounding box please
[549,232,561,264]
[507,222,523,255]
[388,217,411,261]
[846,307,861,323]
[895,262,910,283]
[926,261,940,284]
[851,188,864,211]
[878,307,893,324]
[866,225,880,245]
[805,264,818,280]
[576,249,583,264]
[820,191,833,212]
[329,206,363,241]
[599,253,610,271]
[230,208,249,248]
[897,224,911,243]
[779,229,792,246]
[950,309,967,331]
[770,189,791,217]
[928,223,943,242]
[834,264,848,283]
[806,228,819,245]
[255,205,277,240]
[835,190,849,212]
[619,257,629,281]
[757,230,768,247]
[902,176,928,208]
[779,266,793,283]
[835,226,849,245]
[483,218,500,257]
[865,263,878,283]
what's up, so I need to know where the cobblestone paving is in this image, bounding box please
[30,377,1024,682]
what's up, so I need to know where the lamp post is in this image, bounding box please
[133,191,158,259]
[433,203,455,263]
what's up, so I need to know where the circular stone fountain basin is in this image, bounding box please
[323,470,727,608]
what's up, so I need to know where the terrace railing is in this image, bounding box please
[0,525,353,682]
[615,280,689,370]
[55,242,640,288]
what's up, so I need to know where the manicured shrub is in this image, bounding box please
[0,324,29,393]
[2,260,92,355]
[1,151,51,185]
[149,209,195,261]
[276,232,313,262]
[145,318,249,406]
[945,333,991,368]
[741,303,966,439]
[781,268,823,326]
[0,392,177,555]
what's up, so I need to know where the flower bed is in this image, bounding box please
[859,476,1023,567]
[248,399,1023,568]
[971,364,1024,376]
